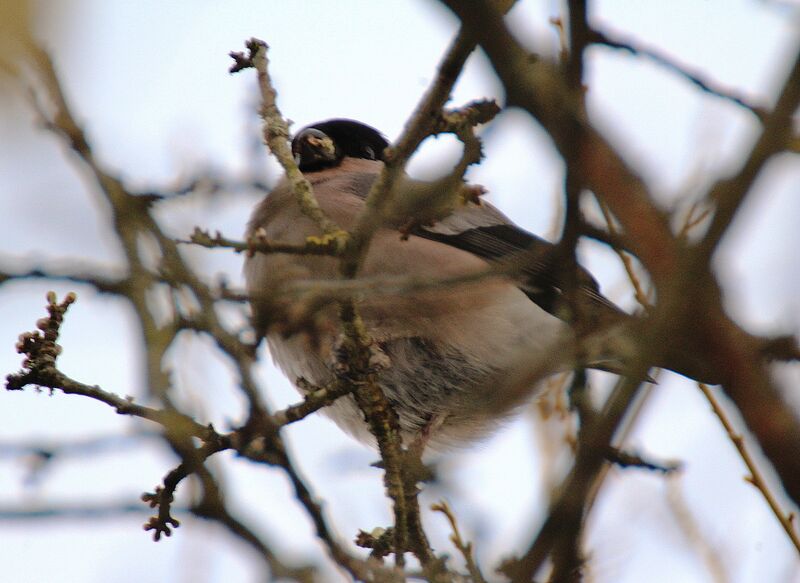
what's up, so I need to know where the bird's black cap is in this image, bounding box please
[292,118,389,172]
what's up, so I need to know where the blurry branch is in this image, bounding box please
[547,3,592,577]
[589,28,768,121]
[7,40,379,582]
[564,196,669,576]
[3,491,304,577]
[23,40,269,415]
[137,172,270,201]
[239,439,385,583]
[565,0,588,90]
[678,46,800,512]
[697,382,800,555]
[0,502,190,521]
[441,0,800,507]
[384,100,499,234]
[501,374,646,581]
[263,264,501,304]
[0,260,129,295]
[605,447,680,474]
[574,201,711,553]
[574,219,634,253]
[0,432,159,460]
[0,432,159,486]
[686,68,800,551]
[192,488,317,583]
[554,0,588,338]
[498,318,683,582]
[441,0,800,578]
[212,502,319,582]
[437,0,670,281]
[551,4,674,576]
[666,476,730,583]
[698,47,800,260]
[790,132,800,153]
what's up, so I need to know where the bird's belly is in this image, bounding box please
[265,290,571,450]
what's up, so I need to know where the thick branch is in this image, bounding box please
[698,47,800,259]
[440,0,800,512]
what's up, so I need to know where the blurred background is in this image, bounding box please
[1,1,799,581]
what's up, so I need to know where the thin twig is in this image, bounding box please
[142,440,228,541]
[589,28,768,121]
[7,294,370,581]
[340,26,480,279]
[596,200,652,309]
[183,227,342,257]
[697,382,800,556]
[230,36,415,568]
[500,375,646,581]
[5,293,221,443]
[234,423,386,582]
[230,39,345,241]
[271,378,357,427]
[432,501,486,583]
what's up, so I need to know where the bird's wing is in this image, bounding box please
[318,163,627,324]
[412,203,628,324]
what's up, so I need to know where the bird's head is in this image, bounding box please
[291,118,389,172]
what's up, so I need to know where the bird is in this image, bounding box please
[244,118,717,450]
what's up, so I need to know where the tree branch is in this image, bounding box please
[230,39,346,242]
[440,0,800,512]
[589,28,769,121]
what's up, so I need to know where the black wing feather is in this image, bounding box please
[414,223,626,322]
